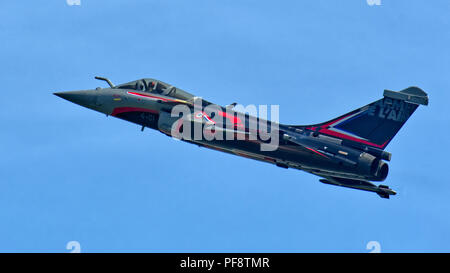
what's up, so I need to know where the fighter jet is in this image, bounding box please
[54,77,428,198]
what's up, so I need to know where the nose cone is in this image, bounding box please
[54,90,98,109]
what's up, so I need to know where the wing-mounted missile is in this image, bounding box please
[319,177,396,199]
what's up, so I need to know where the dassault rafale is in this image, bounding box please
[54,77,428,199]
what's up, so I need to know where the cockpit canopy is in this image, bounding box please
[114,78,195,101]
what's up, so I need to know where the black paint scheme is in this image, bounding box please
[54,77,429,199]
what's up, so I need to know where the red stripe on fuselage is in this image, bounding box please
[319,128,388,149]
[218,111,242,124]
[305,147,329,158]
[127,91,178,103]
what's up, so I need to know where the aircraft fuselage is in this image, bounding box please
[55,77,429,198]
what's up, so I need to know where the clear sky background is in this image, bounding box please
[0,0,449,252]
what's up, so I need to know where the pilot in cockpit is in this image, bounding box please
[113,78,195,101]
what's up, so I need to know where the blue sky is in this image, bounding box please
[1,0,449,252]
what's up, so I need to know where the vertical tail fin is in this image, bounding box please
[301,87,428,150]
